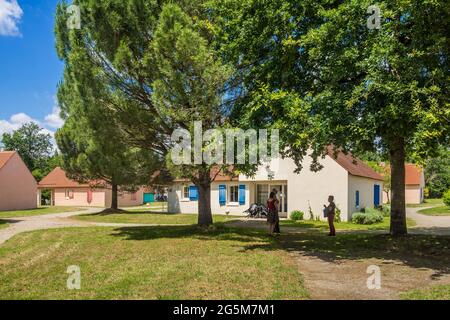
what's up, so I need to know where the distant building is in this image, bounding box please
[0,151,37,211]
[38,167,153,207]
[383,164,425,205]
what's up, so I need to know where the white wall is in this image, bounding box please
[168,181,252,215]
[242,155,349,221]
[348,175,383,219]
[167,155,383,222]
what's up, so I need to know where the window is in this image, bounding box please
[182,186,189,200]
[229,185,239,203]
[65,189,74,199]
[131,192,137,201]
[355,190,360,208]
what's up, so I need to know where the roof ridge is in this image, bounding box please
[326,147,383,181]
[0,151,17,170]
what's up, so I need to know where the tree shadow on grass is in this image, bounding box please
[109,224,277,246]
[0,218,20,226]
[277,232,450,279]
[109,221,450,279]
[79,210,171,217]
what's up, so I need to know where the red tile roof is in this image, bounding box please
[405,164,423,185]
[327,148,383,181]
[38,167,92,188]
[174,166,238,182]
[0,151,16,170]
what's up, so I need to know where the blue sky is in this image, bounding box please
[0,0,64,138]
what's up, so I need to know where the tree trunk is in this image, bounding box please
[197,170,213,226]
[389,140,407,236]
[111,180,118,210]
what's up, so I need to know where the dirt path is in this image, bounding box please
[281,235,450,300]
[228,218,450,300]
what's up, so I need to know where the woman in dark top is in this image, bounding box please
[267,192,280,235]
[324,195,336,236]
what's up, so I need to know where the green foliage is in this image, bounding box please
[307,202,314,220]
[54,0,255,224]
[1,123,55,181]
[352,211,384,225]
[424,147,450,198]
[380,204,391,217]
[334,207,342,223]
[290,210,304,221]
[213,0,450,235]
[443,190,450,207]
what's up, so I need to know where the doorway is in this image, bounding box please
[255,183,288,217]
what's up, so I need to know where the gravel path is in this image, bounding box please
[0,208,175,245]
[407,206,450,235]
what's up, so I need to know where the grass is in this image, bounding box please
[0,206,85,219]
[137,201,168,208]
[406,198,443,208]
[418,206,450,216]
[0,225,308,300]
[401,284,450,300]
[282,231,450,275]
[281,217,416,231]
[0,220,10,230]
[75,211,241,225]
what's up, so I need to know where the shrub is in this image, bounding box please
[443,190,450,207]
[380,204,391,217]
[334,207,342,222]
[352,211,384,225]
[308,202,314,220]
[290,210,304,221]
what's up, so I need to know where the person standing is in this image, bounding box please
[324,195,336,236]
[267,192,280,235]
[272,188,281,234]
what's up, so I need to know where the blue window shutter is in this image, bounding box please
[239,185,246,205]
[189,186,198,201]
[219,185,226,206]
[374,185,380,206]
[356,191,360,207]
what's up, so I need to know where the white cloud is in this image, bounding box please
[0,112,38,137]
[0,0,23,37]
[44,106,64,129]
[0,108,65,146]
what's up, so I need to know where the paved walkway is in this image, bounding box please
[407,206,450,235]
[0,208,167,245]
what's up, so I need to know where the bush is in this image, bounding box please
[335,207,342,223]
[352,210,384,225]
[380,204,391,217]
[443,190,450,207]
[290,210,304,221]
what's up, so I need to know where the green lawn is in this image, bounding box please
[401,284,450,300]
[281,217,416,231]
[0,220,10,230]
[0,225,308,300]
[136,201,168,208]
[75,211,241,225]
[406,198,443,208]
[0,206,85,219]
[418,206,450,216]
